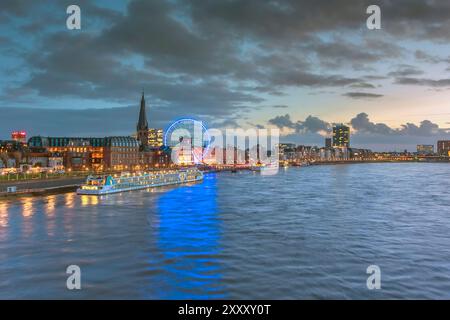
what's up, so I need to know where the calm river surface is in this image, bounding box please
[0,163,449,299]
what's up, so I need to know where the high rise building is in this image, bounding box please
[325,138,332,148]
[332,124,350,148]
[417,144,434,155]
[437,140,450,156]
[136,92,149,148]
[148,128,163,147]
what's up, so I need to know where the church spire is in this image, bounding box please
[137,91,148,130]
[137,91,149,148]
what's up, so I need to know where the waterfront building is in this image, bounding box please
[417,144,434,155]
[27,151,51,168]
[142,146,172,168]
[278,143,297,162]
[0,140,27,168]
[332,124,350,148]
[325,138,332,148]
[437,140,450,156]
[25,93,170,171]
[103,136,140,171]
[48,157,64,170]
[28,136,105,171]
[348,148,373,160]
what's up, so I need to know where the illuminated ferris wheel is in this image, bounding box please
[164,119,211,164]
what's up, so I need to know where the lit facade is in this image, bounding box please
[28,136,105,171]
[417,144,434,155]
[332,124,350,148]
[437,140,450,156]
[278,143,297,162]
[148,128,163,147]
[103,136,140,171]
[0,140,27,168]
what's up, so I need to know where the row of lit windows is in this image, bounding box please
[48,147,104,153]
[112,154,138,159]
[110,147,138,152]
[111,160,139,165]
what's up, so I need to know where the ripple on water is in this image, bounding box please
[0,163,449,299]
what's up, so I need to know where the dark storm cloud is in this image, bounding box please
[387,64,424,77]
[102,0,228,76]
[297,116,332,133]
[268,114,331,134]
[1,0,450,135]
[379,0,450,41]
[348,114,450,150]
[394,77,450,87]
[19,29,262,116]
[414,50,442,64]
[10,0,443,105]
[268,114,294,128]
[350,112,447,136]
[263,71,361,88]
[0,0,33,16]
[1,0,120,31]
[309,37,404,70]
[311,40,378,66]
[189,0,369,41]
[0,106,137,137]
[190,0,450,43]
[399,120,440,136]
[343,92,384,99]
[349,82,377,89]
[268,112,448,137]
[350,113,393,135]
[0,105,182,138]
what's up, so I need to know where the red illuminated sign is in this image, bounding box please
[11,131,27,141]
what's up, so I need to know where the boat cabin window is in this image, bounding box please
[87,176,105,186]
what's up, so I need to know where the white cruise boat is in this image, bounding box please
[250,162,279,175]
[77,168,203,195]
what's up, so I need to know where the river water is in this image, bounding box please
[0,163,449,299]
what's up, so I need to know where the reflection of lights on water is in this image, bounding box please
[81,195,99,206]
[81,195,88,206]
[45,195,56,216]
[21,197,34,218]
[0,202,9,227]
[64,193,75,208]
[44,195,57,236]
[154,174,224,298]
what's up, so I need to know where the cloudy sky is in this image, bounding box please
[0,0,449,151]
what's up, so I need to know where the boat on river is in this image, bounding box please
[76,168,203,195]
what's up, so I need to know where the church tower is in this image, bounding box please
[136,91,149,148]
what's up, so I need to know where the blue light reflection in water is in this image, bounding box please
[150,173,225,299]
[1,163,450,299]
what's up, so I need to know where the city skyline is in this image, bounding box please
[1,0,450,151]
